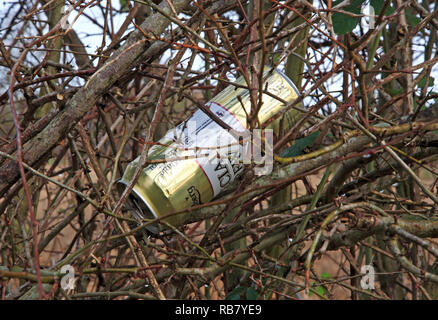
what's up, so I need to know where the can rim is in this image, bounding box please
[116,179,159,221]
[273,67,301,97]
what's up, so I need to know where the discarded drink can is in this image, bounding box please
[118,67,301,233]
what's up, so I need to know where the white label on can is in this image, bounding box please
[160,101,248,197]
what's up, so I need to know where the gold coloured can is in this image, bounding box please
[118,67,301,232]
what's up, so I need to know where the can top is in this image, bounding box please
[117,180,161,234]
[273,67,301,97]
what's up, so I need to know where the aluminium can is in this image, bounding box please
[118,67,302,233]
